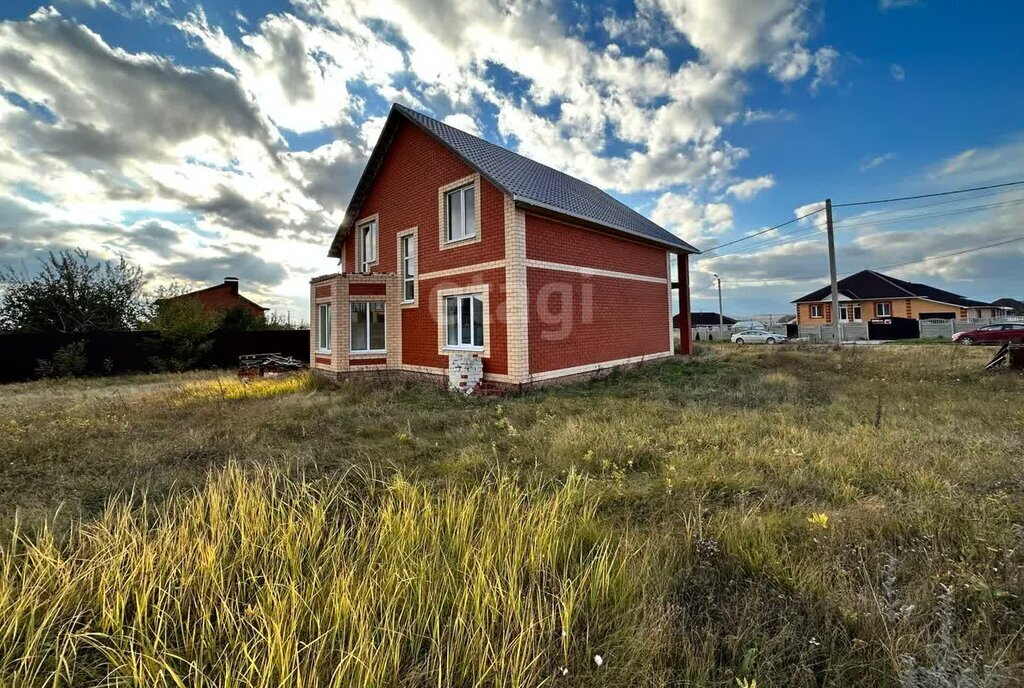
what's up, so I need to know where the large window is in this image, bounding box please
[445,185,476,243]
[840,304,863,322]
[875,302,891,317]
[359,220,377,272]
[445,294,484,349]
[317,303,331,352]
[350,301,386,352]
[401,233,416,302]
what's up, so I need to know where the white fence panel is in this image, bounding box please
[920,319,955,339]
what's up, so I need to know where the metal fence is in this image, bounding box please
[799,316,1023,342]
[688,324,789,342]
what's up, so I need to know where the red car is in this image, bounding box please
[952,323,1024,346]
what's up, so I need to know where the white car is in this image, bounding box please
[731,329,787,345]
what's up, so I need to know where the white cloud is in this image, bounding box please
[880,0,921,10]
[652,192,733,245]
[727,175,775,200]
[890,63,905,81]
[860,152,896,171]
[442,113,481,137]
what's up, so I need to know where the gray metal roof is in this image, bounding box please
[328,104,698,257]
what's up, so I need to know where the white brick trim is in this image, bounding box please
[419,260,506,281]
[524,259,669,284]
[528,351,673,382]
[438,173,482,251]
[503,195,529,384]
[666,251,674,355]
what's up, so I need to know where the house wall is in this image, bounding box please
[172,284,265,318]
[796,297,966,325]
[523,213,673,377]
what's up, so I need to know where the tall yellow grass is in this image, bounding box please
[0,465,651,687]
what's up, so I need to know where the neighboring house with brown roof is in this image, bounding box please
[158,277,268,319]
[793,269,1008,325]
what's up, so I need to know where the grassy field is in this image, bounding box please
[0,345,1021,686]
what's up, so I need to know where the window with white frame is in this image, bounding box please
[401,233,416,302]
[445,294,484,348]
[810,304,823,319]
[445,185,476,243]
[359,220,377,272]
[875,302,891,317]
[317,303,331,352]
[350,301,385,352]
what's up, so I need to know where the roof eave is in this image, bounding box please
[513,196,700,254]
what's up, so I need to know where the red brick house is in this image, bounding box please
[158,277,267,319]
[310,104,698,389]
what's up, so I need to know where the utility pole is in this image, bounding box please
[825,198,841,342]
[713,273,723,340]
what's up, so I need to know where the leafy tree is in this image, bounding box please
[146,288,220,371]
[0,250,147,332]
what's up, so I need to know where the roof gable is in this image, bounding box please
[328,104,698,257]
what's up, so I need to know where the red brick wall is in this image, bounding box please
[350,282,387,296]
[342,120,506,276]
[525,213,668,278]
[406,268,509,376]
[523,212,671,374]
[526,269,670,374]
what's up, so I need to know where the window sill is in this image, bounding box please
[316,349,332,355]
[442,235,478,247]
[443,345,484,353]
[350,350,387,356]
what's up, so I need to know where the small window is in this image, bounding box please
[875,302,891,317]
[810,304,823,319]
[445,294,484,349]
[401,234,416,302]
[445,185,476,243]
[317,303,331,352]
[359,220,377,272]
[350,301,385,352]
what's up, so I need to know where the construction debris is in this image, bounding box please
[238,353,306,378]
[985,342,1024,370]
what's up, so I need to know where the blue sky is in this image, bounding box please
[1,0,1022,319]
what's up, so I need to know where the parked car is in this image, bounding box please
[731,320,767,332]
[952,323,1024,346]
[731,330,787,345]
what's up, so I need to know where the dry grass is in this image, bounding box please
[0,345,1021,686]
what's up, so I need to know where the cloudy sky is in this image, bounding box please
[1,0,1022,320]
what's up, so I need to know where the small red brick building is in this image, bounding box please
[160,277,268,319]
[311,104,698,389]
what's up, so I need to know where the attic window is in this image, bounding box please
[445,185,476,243]
[359,220,377,272]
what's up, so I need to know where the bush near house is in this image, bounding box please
[0,346,1020,687]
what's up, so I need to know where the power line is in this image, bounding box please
[706,195,1024,260]
[699,206,824,255]
[706,234,1024,285]
[831,179,1024,208]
